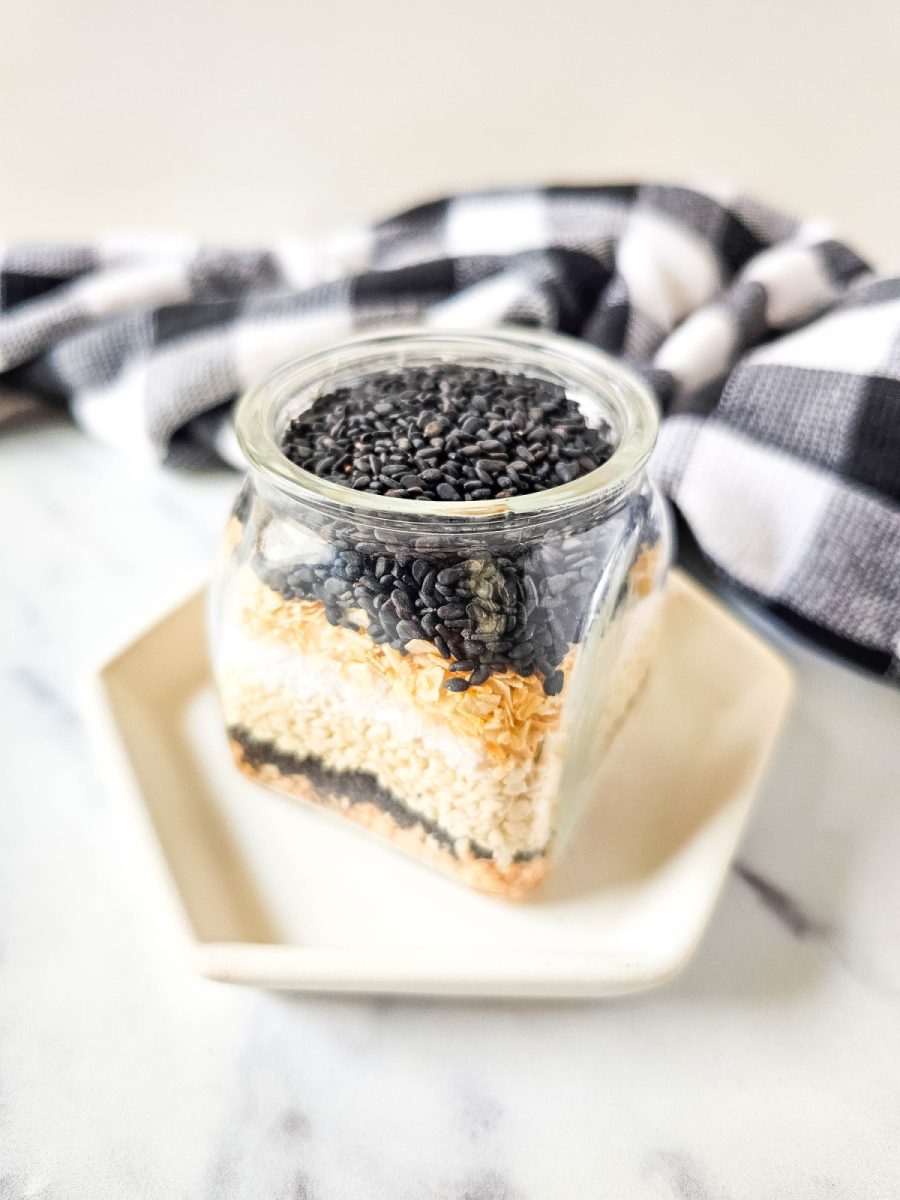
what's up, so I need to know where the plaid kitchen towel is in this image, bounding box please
[1,183,898,679]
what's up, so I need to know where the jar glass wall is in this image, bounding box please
[210,329,672,897]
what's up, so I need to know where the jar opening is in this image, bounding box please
[235,328,659,525]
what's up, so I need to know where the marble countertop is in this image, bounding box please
[3,417,899,1199]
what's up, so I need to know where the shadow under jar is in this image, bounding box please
[210,329,672,898]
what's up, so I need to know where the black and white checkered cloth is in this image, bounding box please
[2,183,898,680]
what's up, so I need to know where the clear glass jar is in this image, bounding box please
[209,329,671,898]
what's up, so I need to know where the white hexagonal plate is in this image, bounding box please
[87,570,792,997]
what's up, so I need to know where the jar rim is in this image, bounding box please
[235,327,659,521]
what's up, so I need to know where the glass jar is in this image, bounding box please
[209,329,671,898]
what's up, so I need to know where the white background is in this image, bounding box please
[2,0,900,265]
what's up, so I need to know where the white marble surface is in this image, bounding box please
[2,416,900,1199]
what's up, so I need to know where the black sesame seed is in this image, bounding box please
[434,635,453,660]
[437,604,465,621]
[391,590,414,617]
[438,566,465,586]
[543,670,565,696]
[444,677,470,693]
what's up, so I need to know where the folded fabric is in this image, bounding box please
[1,183,897,680]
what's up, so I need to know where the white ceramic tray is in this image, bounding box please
[87,570,792,997]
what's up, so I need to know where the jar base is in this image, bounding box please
[228,734,550,899]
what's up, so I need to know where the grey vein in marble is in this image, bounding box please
[733,860,830,939]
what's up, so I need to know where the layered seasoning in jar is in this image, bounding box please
[210,329,671,897]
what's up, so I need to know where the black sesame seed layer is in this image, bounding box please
[230,725,540,863]
[281,365,614,502]
[240,365,655,696]
[255,532,627,694]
